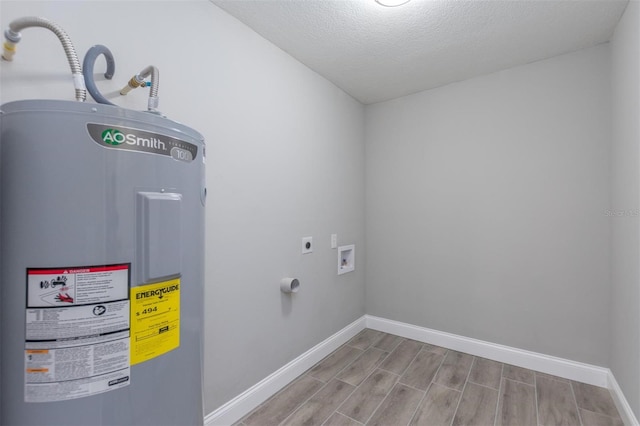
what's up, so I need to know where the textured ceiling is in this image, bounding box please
[211,0,628,104]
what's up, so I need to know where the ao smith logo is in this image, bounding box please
[101,128,167,150]
[136,284,179,299]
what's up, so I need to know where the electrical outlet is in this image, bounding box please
[331,234,337,249]
[302,236,313,254]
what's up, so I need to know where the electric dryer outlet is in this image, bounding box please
[302,237,313,254]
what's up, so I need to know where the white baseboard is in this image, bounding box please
[365,315,639,425]
[608,371,640,426]
[204,316,367,426]
[204,314,638,426]
[365,315,609,387]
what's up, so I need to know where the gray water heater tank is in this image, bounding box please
[0,99,205,425]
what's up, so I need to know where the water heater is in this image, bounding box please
[0,99,206,425]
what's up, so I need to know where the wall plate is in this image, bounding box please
[302,236,313,254]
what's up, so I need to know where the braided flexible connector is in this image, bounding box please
[3,17,86,101]
[137,65,159,112]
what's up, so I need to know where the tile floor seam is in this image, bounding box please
[275,395,316,426]
[406,381,433,426]
[406,350,448,426]
[346,344,364,350]
[344,351,391,387]
[467,378,504,392]
[432,380,465,394]
[324,376,364,425]
[345,331,369,351]
[578,406,624,421]
[319,410,360,426]
[241,373,325,425]
[399,382,429,394]
[305,371,328,384]
[369,331,388,350]
[260,374,324,411]
[467,359,502,392]
[534,372,569,383]
[377,365,399,375]
[310,344,367,383]
[397,342,428,378]
[356,328,384,352]
[337,411,366,425]
[492,363,504,426]
[570,381,585,426]
[336,367,380,410]
[372,337,402,353]
[319,414,331,426]
[360,372,402,426]
[275,377,343,426]
[502,377,536,388]
[347,330,385,353]
[448,352,475,426]
[393,383,426,426]
[423,346,449,356]
[467,379,499,391]
[408,381,434,426]
[322,378,360,424]
[324,347,370,385]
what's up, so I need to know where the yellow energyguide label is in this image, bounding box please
[130,278,180,365]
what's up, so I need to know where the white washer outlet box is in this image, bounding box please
[338,244,355,275]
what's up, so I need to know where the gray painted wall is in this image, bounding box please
[0,1,366,413]
[2,0,638,419]
[610,0,640,417]
[365,45,612,367]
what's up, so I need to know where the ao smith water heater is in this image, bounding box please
[0,18,205,425]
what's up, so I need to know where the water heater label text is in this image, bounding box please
[135,284,179,300]
[130,278,181,365]
[87,123,198,162]
[102,129,167,150]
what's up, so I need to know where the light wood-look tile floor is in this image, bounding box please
[237,329,623,426]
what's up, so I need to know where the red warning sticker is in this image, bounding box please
[25,263,131,402]
[26,264,129,308]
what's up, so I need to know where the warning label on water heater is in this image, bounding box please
[24,264,131,403]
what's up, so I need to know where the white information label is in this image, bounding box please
[25,264,131,403]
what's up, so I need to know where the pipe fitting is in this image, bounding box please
[148,96,159,111]
[119,65,160,113]
[3,28,21,43]
[2,40,16,61]
[120,74,145,95]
